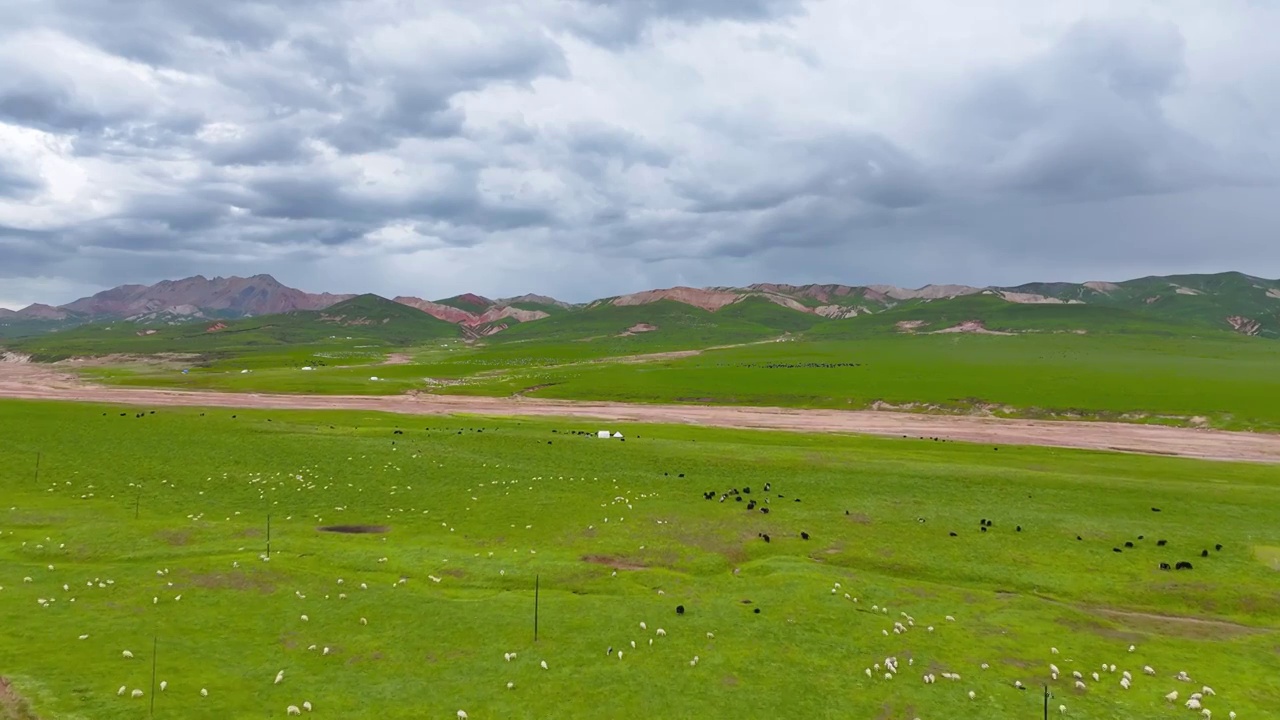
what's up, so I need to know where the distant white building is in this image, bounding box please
[597,430,611,439]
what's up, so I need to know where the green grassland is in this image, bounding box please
[1,400,1277,719]
[446,333,1280,430]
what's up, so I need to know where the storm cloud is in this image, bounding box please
[1,0,1278,307]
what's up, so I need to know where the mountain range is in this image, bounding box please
[3,271,1279,340]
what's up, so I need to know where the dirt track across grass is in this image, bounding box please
[2,362,1278,464]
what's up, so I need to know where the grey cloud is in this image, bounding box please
[568,0,808,46]
[943,18,1224,202]
[0,162,44,199]
[2,2,1279,307]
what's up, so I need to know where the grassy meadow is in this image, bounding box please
[1,399,1278,719]
[75,331,1280,432]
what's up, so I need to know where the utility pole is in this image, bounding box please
[534,575,540,642]
[1043,684,1050,720]
[150,636,158,718]
[33,452,41,484]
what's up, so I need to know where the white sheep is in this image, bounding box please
[618,651,623,660]
[506,682,514,690]
[79,634,89,640]
[1187,698,1202,710]
[1202,710,1211,719]
[322,647,330,656]
[121,650,133,659]
[1166,691,1178,702]
[160,681,167,691]
[706,632,714,639]
[287,706,301,716]
[1072,671,1083,680]
[504,653,513,662]
[968,691,976,700]
[303,701,312,712]
[1059,705,1066,715]
[117,686,126,696]
[1015,681,1024,689]
[275,670,285,685]
[300,614,308,622]
[656,628,666,637]
[945,615,955,622]
[360,617,367,625]
[129,688,143,699]
[1074,681,1085,690]
[1050,663,1060,675]
[640,622,647,630]
[1120,677,1130,690]
[1128,644,1135,652]
[201,688,208,697]
[457,711,468,719]
[1144,666,1156,676]
[884,673,893,680]
[1203,686,1216,696]
[1051,647,1059,654]
[540,661,548,670]
[1091,672,1100,682]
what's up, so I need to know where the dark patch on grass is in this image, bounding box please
[583,554,647,571]
[0,677,39,720]
[188,571,276,594]
[155,528,192,546]
[318,524,389,534]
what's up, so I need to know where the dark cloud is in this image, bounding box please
[1,2,1278,308]
[567,0,809,46]
[0,162,43,200]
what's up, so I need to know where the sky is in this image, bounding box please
[1,0,1278,308]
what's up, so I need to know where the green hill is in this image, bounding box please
[808,293,1232,340]
[6,294,459,360]
[488,299,781,349]
[716,296,827,331]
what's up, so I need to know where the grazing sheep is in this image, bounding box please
[1187,698,1202,710]
[706,632,714,639]
[201,689,208,697]
[507,682,514,690]
[1050,664,1060,675]
[1120,678,1130,690]
[1059,705,1067,714]
[121,651,133,659]
[322,647,330,656]
[160,681,167,691]
[360,617,367,625]
[1072,671,1083,680]
[275,670,285,685]
[540,661,548,670]
[287,707,301,716]
[1203,686,1215,696]
[131,689,143,699]
[945,615,955,622]
[303,701,312,712]
[640,622,647,630]
[1092,672,1100,682]
[968,691,976,700]
[1128,645,1136,652]
[1051,647,1059,655]
[1015,681,1024,689]
[1075,681,1086,690]
[1166,691,1178,702]
[458,711,468,719]
[117,686,126,696]
[300,615,308,622]
[1144,666,1156,675]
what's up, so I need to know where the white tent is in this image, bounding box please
[612,432,623,438]
[597,430,611,439]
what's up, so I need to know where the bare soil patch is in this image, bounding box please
[318,524,389,534]
[583,554,647,571]
[187,571,276,594]
[0,677,38,720]
[380,353,413,365]
[3,362,1280,463]
[155,528,193,546]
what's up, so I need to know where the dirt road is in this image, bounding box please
[2,362,1278,463]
